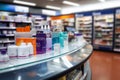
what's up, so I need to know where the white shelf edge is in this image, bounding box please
[0,27,16,29]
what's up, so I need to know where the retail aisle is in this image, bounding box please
[89,50,120,80]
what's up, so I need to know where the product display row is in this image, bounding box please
[0,25,92,80]
[0,41,92,80]
[0,14,48,50]
[76,16,92,44]
[114,14,120,52]
[75,10,120,52]
[0,22,86,61]
[0,15,32,22]
[50,10,120,52]
[51,14,75,32]
[93,14,114,50]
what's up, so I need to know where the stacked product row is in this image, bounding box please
[93,14,114,50]
[0,29,70,62]
[0,15,32,50]
[75,11,120,52]
[51,14,75,32]
[114,14,120,52]
[76,16,92,44]
[36,31,68,54]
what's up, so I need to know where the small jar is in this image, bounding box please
[7,45,18,58]
[54,43,60,54]
[27,43,33,56]
[18,42,29,58]
[0,50,9,63]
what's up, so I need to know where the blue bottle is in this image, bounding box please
[59,32,64,48]
[52,32,60,50]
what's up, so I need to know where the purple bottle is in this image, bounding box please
[46,30,52,51]
[36,31,46,54]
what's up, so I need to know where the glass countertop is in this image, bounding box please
[0,41,93,80]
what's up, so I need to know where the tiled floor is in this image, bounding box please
[89,50,120,80]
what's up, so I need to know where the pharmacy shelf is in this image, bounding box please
[0,42,93,80]
[0,34,15,37]
[2,40,15,43]
[114,14,120,52]
[0,27,16,29]
[0,20,14,22]
[76,16,92,44]
[114,49,120,52]
[0,47,7,49]
[6,34,15,37]
[0,20,31,24]
[93,14,114,50]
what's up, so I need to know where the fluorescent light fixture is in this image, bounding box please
[42,9,56,16]
[63,1,80,6]
[61,1,120,14]
[49,0,54,1]
[99,0,105,2]
[14,0,36,6]
[46,5,61,10]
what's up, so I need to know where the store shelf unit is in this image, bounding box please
[76,15,92,44]
[0,15,32,49]
[114,13,120,52]
[0,42,93,80]
[93,13,114,50]
[51,14,75,32]
[62,18,75,30]
[31,15,49,36]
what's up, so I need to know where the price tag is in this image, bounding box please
[116,9,120,14]
[76,14,84,17]
[93,12,101,16]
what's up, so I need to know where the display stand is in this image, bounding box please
[0,41,93,80]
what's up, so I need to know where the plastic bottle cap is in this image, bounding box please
[27,42,32,45]
[75,33,82,36]
[21,42,26,46]
[1,49,7,55]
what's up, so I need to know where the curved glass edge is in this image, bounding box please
[0,43,93,80]
[0,42,88,74]
[42,44,93,80]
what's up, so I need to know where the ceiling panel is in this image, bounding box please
[19,0,99,8]
[0,0,112,9]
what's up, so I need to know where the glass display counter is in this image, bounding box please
[0,41,93,80]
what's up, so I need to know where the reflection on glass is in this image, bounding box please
[61,56,73,68]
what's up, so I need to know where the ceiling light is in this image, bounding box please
[63,1,80,6]
[99,0,105,2]
[46,5,61,10]
[49,0,54,1]
[42,9,56,15]
[13,0,36,6]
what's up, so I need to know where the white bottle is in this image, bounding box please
[54,43,60,54]
[41,25,44,31]
[0,50,9,62]
[0,52,4,62]
[18,42,29,58]
[47,25,50,31]
[44,25,47,33]
[7,45,18,58]
[27,43,34,56]
[3,53,9,62]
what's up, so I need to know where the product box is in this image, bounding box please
[16,38,36,55]
[16,26,30,32]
